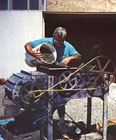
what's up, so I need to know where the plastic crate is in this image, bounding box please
[0,125,40,140]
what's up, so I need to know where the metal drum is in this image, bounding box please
[4,70,49,111]
[25,43,57,67]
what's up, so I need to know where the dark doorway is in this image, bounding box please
[43,12,116,64]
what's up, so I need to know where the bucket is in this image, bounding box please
[25,43,57,67]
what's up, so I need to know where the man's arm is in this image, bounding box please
[24,43,42,59]
[25,43,34,55]
[71,54,81,60]
[60,54,81,66]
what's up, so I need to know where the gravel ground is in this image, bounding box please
[1,84,116,125]
[53,97,111,125]
[54,83,116,125]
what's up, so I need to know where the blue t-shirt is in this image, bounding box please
[29,37,81,64]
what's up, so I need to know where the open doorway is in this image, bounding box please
[43,12,116,64]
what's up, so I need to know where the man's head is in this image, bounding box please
[53,27,67,47]
[53,27,67,39]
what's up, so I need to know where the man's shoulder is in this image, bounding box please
[64,41,73,48]
[41,37,54,44]
[42,37,53,40]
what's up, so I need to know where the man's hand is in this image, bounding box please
[31,48,42,59]
[25,43,42,59]
[59,55,80,66]
[59,57,72,66]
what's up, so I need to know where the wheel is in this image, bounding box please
[59,71,78,89]
[19,82,41,105]
[87,56,115,88]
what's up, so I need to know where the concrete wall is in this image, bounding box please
[47,0,116,12]
[0,11,43,78]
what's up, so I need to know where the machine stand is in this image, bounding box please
[47,76,54,140]
[87,97,92,132]
[103,90,108,140]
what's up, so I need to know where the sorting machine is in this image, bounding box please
[2,55,116,140]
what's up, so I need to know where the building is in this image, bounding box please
[0,0,116,78]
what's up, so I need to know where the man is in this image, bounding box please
[25,27,81,66]
[25,27,81,133]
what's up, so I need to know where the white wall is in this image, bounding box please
[0,11,43,78]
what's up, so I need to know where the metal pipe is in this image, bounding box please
[39,0,42,10]
[47,76,54,140]
[27,0,30,10]
[43,0,46,11]
[7,0,13,10]
[7,0,10,10]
